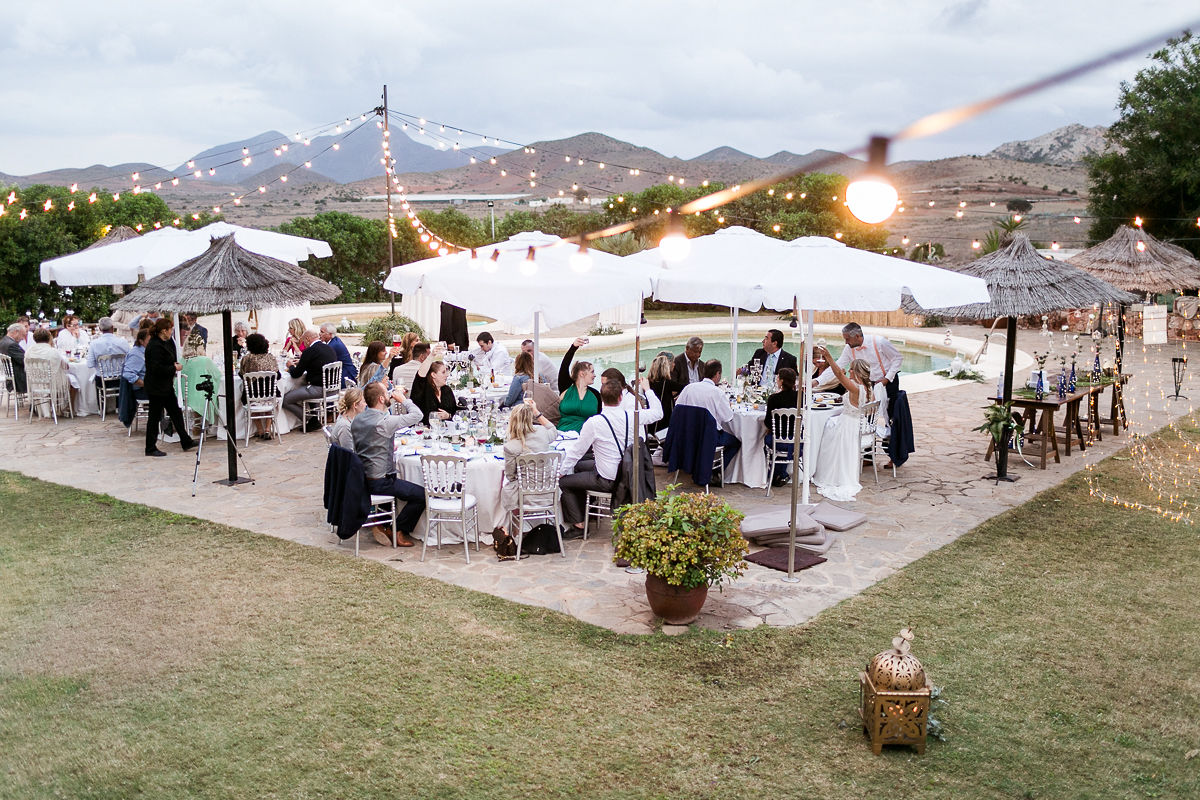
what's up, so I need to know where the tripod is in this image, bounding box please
[191,383,254,497]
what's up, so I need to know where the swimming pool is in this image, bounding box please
[547,338,954,378]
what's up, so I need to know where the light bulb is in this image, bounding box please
[520,246,538,276]
[569,243,593,273]
[659,223,690,263]
[845,137,897,224]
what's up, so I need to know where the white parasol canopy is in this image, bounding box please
[40,221,333,286]
[636,226,791,311]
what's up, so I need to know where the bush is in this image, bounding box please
[357,313,425,345]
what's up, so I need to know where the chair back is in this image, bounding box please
[420,454,469,501]
[530,381,561,423]
[769,407,799,443]
[96,352,126,381]
[514,451,563,496]
[0,353,15,388]
[24,358,57,396]
[243,371,278,403]
[664,404,720,485]
[859,400,881,444]
[321,361,343,396]
[321,425,334,447]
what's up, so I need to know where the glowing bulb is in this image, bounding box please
[955,210,964,218]
[1134,216,1143,227]
[438,247,449,256]
[1074,216,1081,224]
[258,186,266,194]
[1051,241,1060,250]
[569,243,593,273]
[484,251,500,273]
[171,178,180,186]
[835,231,844,240]
[799,193,806,199]
[520,247,538,276]
[768,188,775,196]
[901,236,910,245]
[989,201,996,207]
[972,239,981,249]
[846,177,899,224]
[1013,214,1022,222]
[772,224,781,232]
[1137,240,1146,252]
[659,225,690,263]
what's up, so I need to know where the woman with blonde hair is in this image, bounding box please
[329,387,366,450]
[810,353,876,502]
[281,318,306,357]
[646,351,682,434]
[501,401,557,512]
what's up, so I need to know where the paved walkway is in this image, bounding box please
[2,329,1192,634]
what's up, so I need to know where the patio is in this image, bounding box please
[1,327,1191,634]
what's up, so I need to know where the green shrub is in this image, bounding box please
[357,313,425,345]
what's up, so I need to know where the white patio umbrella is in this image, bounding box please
[40,221,332,286]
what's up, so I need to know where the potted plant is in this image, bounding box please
[612,488,749,625]
[975,402,1017,465]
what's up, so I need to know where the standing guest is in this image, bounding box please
[521,339,558,391]
[55,315,91,351]
[675,359,741,470]
[239,333,281,440]
[670,336,705,386]
[182,312,208,345]
[129,311,160,334]
[86,317,131,369]
[351,381,426,547]
[417,360,458,423]
[814,321,903,417]
[746,329,798,388]
[469,331,512,376]
[26,327,78,411]
[357,341,392,387]
[647,352,684,434]
[319,322,358,384]
[557,359,600,433]
[763,367,799,487]
[393,342,430,393]
[330,387,366,450]
[501,401,558,513]
[282,329,337,432]
[143,318,196,457]
[1,322,27,394]
[558,379,646,535]
[281,318,307,358]
[500,351,536,409]
[229,321,251,360]
[811,350,873,502]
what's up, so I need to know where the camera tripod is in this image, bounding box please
[191,380,254,497]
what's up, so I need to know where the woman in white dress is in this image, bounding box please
[811,351,875,502]
[55,315,90,352]
[26,327,78,412]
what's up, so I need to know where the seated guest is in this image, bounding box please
[357,341,392,388]
[144,318,196,457]
[746,329,798,388]
[122,328,150,398]
[647,352,684,434]
[469,331,512,376]
[55,314,90,351]
[330,387,366,450]
[85,316,131,369]
[319,322,357,385]
[417,360,457,423]
[763,367,799,487]
[27,327,78,410]
[229,321,251,361]
[602,367,664,430]
[240,333,281,440]
[281,317,307,358]
[814,321,902,419]
[14,316,33,350]
[670,336,705,386]
[388,331,420,378]
[351,381,426,547]
[392,342,430,392]
[675,359,741,469]
[521,338,558,391]
[559,379,646,535]
[501,401,558,513]
[182,312,208,345]
[500,351,536,409]
[1,322,27,394]
[557,358,600,433]
[556,336,588,391]
[283,328,337,432]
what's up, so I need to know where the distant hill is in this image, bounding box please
[691,146,757,163]
[987,124,1110,165]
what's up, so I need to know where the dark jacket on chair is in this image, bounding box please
[323,444,370,540]
[662,404,719,487]
[887,390,915,467]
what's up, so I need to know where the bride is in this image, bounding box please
[811,348,876,502]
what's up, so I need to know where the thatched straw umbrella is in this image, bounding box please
[84,225,141,249]
[1067,225,1200,372]
[908,234,1134,480]
[114,234,340,487]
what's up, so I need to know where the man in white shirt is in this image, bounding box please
[559,379,643,533]
[675,359,741,467]
[814,321,903,415]
[522,339,558,391]
[469,331,512,376]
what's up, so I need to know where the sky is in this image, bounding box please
[1,1,1196,176]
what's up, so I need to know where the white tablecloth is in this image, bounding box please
[216,371,299,440]
[67,360,99,416]
[723,402,839,489]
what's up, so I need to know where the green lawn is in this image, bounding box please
[2,436,1198,798]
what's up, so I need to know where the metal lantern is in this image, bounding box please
[859,627,932,754]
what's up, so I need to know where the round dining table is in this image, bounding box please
[722,399,840,489]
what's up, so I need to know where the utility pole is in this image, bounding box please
[383,84,396,314]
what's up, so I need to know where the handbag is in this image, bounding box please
[492,527,518,560]
[521,523,561,556]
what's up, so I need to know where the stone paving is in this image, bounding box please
[2,327,1193,635]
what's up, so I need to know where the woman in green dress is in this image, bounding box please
[557,358,600,433]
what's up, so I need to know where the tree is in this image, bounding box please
[277,212,415,302]
[1006,199,1033,214]
[1086,32,1200,256]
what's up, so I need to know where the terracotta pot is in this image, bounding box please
[644,573,709,625]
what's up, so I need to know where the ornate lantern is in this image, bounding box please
[859,627,932,754]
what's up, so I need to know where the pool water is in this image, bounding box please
[552,339,953,378]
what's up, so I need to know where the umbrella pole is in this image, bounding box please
[784,300,810,584]
[532,312,540,385]
[988,316,1019,483]
[731,306,739,375]
[632,296,642,502]
[215,310,250,487]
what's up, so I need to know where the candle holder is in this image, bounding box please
[1169,356,1188,400]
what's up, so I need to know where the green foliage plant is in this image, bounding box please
[974,402,1015,448]
[357,313,425,345]
[586,322,623,336]
[612,487,748,590]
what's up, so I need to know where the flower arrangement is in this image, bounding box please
[613,488,748,590]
